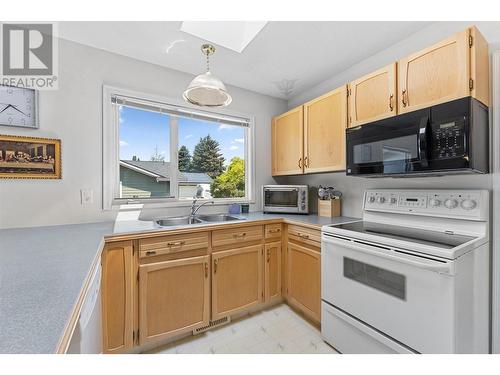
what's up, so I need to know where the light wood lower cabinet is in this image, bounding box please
[212,244,263,320]
[101,241,134,354]
[101,222,322,352]
[264,241,282,303]
[138,255,210,345]
[287,242,321,324]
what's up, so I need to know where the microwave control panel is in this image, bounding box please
[364,189,486,220]
[431,119,466,159]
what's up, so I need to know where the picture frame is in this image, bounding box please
[0,134,61,179]
[0,85,39,129]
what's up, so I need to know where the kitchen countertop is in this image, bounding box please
[0,212,359,354]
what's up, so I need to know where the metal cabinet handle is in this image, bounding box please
[213,259,218,274]
[233,232,247,238]
[389,94,394,111]
[204,262,208,278]
[145,250,157,256]
[167,240,185,247]
[401,90,407,107]
[304,156,309,168]
[298,158,303,169]
[267,249,271,263]
[268,228,281,234]
[297,233,310,239]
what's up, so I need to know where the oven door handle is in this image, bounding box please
[322,235,454,274]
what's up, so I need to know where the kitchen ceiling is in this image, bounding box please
[58,21,433,99]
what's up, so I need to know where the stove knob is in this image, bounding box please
[461,199,477,210]
[368,196,375,203]
[390,197,397,204]
[429,198,441,207]
[444,198,459,209]
[377,196,386,204]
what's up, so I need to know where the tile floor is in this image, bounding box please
[147,304,338,354]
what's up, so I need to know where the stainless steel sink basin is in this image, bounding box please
[154,214,244,227]
[156,216,203,227]
[195,214,243,222]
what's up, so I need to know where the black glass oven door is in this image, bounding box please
[346,108,430,175]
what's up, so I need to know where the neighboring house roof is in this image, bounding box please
[120,160,213,184]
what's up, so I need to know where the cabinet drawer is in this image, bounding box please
[287,225,321,247]
[265,224,282,240]
[139,232,209,258]
[212,225,263,248]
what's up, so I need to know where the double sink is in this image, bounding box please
[155,214,245,227]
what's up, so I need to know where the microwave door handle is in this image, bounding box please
[418,116,430,167]
[322,235,453,274]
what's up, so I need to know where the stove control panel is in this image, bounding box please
[364,190,486,220]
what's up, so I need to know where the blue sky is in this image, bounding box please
[119,106,245,165]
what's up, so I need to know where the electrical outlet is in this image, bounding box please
[81,189,93,205]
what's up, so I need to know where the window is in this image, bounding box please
[103,86,254,208]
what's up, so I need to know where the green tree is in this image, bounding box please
[131,155,140,161]
[150,145,164,162]
[178,145,192,171]
[191,135,225,178]
[211,157,245,198]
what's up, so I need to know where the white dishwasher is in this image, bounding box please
[67,264,102,354]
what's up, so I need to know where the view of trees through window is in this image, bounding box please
[118,104,246,200]
[176,116,246,199]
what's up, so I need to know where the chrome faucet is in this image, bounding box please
[190,198,214,217]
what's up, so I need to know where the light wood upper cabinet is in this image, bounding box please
[212,244,263,320]
[469,26,490,107]
[348,63,397,127]
[303,86,348,173]
[138,255,210,345]
[264,241,282,303]
[101,241,134,354]
[272,106,304,176]
[398,27,489,114]
[287,242,321,324]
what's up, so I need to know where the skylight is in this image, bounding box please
[180,21,267,53]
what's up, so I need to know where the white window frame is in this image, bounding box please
[102,85,255,210]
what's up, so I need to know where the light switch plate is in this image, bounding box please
[81,189,93,205]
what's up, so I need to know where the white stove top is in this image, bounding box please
[322,189,489,260]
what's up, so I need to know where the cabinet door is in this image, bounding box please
[303,86,347,173]
[264,241,282,303]
[101,241,134,353]
[348,63,397,127]
[212,245,263,319]
[138,255,210,346]
[287,242,321,323]
[398,29,470,114]
[272,106,304,176]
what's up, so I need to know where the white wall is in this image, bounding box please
[0,38,287,229]
[279,21,500,219]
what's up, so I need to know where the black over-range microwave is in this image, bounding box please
[346,97,489,177]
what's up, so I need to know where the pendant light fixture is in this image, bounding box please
[183,44,232,107]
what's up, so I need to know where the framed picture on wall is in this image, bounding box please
[0,134,61,179]
[0,85,39,129]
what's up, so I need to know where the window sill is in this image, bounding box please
[108,198,255,211]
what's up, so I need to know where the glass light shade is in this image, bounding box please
[183,71,232,107]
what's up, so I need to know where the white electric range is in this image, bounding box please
[321,189,490,354]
